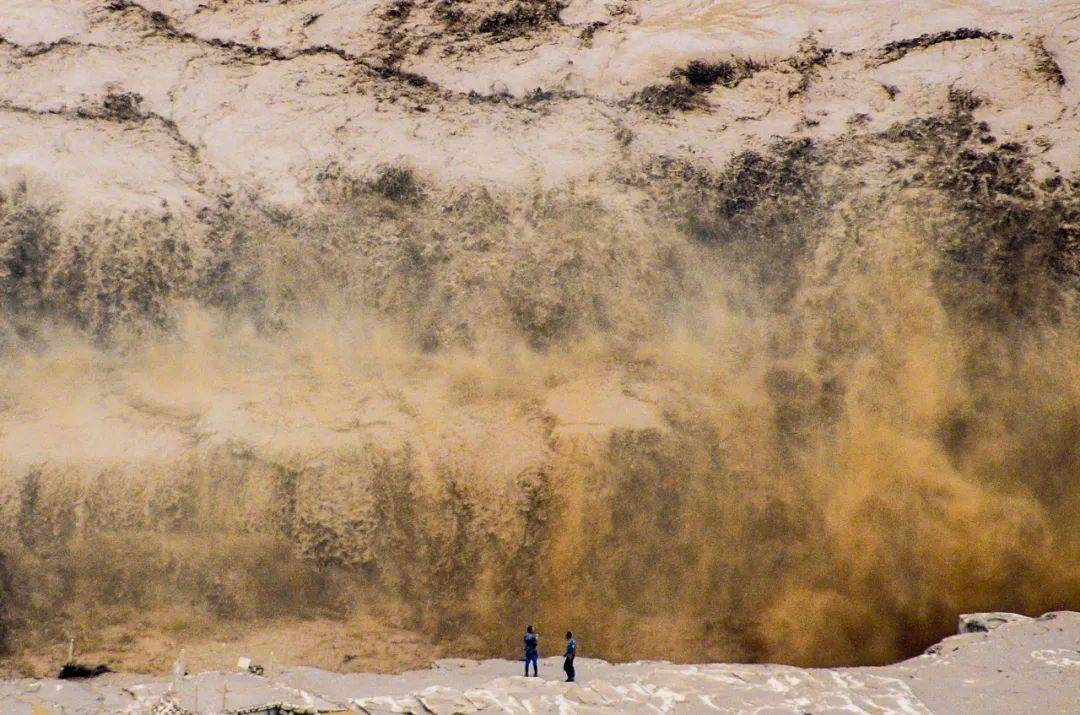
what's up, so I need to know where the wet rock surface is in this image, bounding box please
[1,612,1077,713]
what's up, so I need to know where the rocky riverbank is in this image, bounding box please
[2,612,1078,713]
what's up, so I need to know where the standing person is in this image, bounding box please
[563,631,576,682]
[523,625,539,677]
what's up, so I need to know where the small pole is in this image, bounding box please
[171,648,187,693]
[221,678,228,713]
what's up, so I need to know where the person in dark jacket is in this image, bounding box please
[563,631,576,682]
[523,625,539,677]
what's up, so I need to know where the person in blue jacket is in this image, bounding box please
[563,631,576,682]
[523,625,539,677]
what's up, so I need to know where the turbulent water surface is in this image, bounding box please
[0,0,1077,677]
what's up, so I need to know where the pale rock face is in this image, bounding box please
[958,611,1032,633]
[1,612,1077,713]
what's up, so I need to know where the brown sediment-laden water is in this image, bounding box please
[0,0,1077,678]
